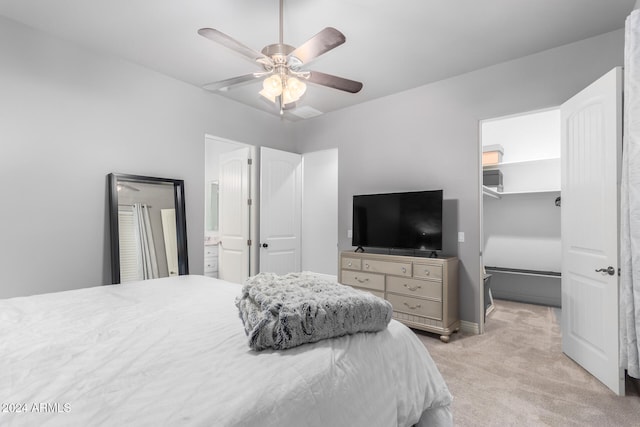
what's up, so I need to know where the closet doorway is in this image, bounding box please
[478,67,624,396]
[480,108,562,314]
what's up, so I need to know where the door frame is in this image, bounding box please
[478,106,563,334]
[204,134,258,277]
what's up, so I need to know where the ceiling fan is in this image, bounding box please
[198,0,363,115]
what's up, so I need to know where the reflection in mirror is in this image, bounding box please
[206,181,219,232]
[108,173,188,284]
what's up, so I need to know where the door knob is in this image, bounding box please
[595,266,615,276]
[262,243,269,248]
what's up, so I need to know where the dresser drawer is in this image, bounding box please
[205,245,219,257]
[204,258,218,272]
[340,270,385,291]
[341,257,362,270]
[387,294,442,320]
[413,263,443,281]
[387,276,442,300]
[362,259,411,277]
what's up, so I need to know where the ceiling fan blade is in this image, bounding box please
[202,73,264,92]
[288,27,346,65]
[306,70,363,93]
[198,28,270,67]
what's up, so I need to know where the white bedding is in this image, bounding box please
[0,275,452,426]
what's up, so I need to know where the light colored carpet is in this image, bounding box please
[417,299,640,426]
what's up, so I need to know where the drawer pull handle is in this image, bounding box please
[355,277,369,283]
[401,267,407,273]
[424,270,430,276]
[403,302,422,310]
[347,262,352,267]
[403,284,422,292]
[365,263,369,269]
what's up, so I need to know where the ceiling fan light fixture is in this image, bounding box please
[282,77,306,105]
[262,74,283,96]
[287,76,306,97]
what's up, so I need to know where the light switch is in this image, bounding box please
[458,232,465,243]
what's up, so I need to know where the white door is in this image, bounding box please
[260,147,302,274]
[561,67,624,395]
[219,148,251,283]
[160,209,178,276]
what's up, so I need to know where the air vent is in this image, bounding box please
[290,106,323,119]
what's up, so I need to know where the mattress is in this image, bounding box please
[0,275,452,426]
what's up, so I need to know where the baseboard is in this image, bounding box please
[491,290,560,308]
[460,320,479,335]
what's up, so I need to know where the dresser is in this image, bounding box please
[338,251,459,342]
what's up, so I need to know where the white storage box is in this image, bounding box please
[482,144,504,166]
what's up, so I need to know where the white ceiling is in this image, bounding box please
[0,0,635,120]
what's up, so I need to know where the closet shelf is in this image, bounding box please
[498,189,560,196]
[482,186,502,199]
[483,187,560,198]
[482,157,560,169]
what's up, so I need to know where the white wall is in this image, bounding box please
[291,29,625,326]
[483,193,561,272]
[301,149,338,276]
[0,16,293,298]
[482,109,560,163]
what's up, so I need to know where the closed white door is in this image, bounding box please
[561,67,624,395]
[259,147,302,274]
[219,148,251,283]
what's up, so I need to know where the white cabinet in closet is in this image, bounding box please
[204,244,219,278]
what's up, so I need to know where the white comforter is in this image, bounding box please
[0,275,452,426]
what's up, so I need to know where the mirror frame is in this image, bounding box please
[108,173,189,284]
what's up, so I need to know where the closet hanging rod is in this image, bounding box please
[485,266,561,278]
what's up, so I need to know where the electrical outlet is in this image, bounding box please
[347,229,353,238]
[458,232,465,243]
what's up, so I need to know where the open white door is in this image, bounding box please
[219,148,251,283]
[260,147,302,274]
[561,68,624,395]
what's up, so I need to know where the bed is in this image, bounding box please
[0,275,452,426]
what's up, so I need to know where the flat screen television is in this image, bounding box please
[352,190,443,252]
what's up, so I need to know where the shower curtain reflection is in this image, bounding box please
[133,203,160,280]
[118,203,159,282]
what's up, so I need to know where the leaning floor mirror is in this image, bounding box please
[108,173,189,284]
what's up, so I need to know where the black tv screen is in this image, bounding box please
[352,190,443,251]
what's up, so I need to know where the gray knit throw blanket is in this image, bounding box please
[235,272,393,351]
